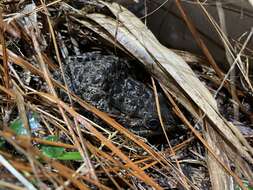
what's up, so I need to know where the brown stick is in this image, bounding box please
[174,0,224,78]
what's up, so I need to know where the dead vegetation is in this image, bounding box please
[0,0,252,190]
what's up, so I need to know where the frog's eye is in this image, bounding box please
[146,119,160,130]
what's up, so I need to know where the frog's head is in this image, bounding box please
[117,95,176,137]
[133,110,176,137]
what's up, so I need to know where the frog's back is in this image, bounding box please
[55,51,176,136]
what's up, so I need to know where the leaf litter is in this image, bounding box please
[0,1,252,189]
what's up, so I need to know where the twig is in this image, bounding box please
[175,0,224,78]
[216,1,239,121]
[151,77,190,190]
[0,180,26,190]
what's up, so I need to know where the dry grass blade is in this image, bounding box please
[161,87,248,190]
[1,130,76,149]
[42,0,98,182]
[27,2,98,181]
[216,1,239,120]
[197,0,253,94]
[0,180,26,190]
[0,7,10,104]
[151,77,190,190]
[174,0,224,78]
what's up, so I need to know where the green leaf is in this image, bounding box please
[10,118,28,135]
[41,136,83,160]
[41,136,65,158]
[9,114,83,161]
[56,152,83,160]
[10,113,41,135]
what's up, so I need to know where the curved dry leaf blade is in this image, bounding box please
[84,3,253,187]
[87,6,253,164]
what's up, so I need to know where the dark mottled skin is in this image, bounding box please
[54,52,175,136]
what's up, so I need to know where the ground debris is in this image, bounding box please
[0,1,252,190]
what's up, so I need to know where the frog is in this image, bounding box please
[54,51,176,137]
